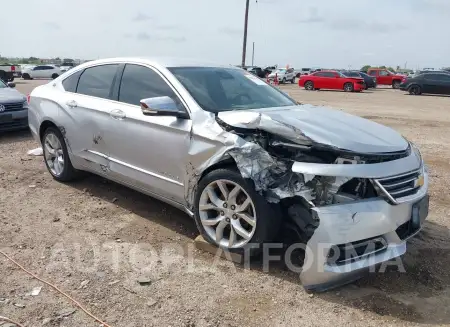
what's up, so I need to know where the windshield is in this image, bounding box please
[168,67,296,113]
[337,72,347,77]
[275,69,286,74]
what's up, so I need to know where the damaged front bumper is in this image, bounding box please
[292,152,429,291]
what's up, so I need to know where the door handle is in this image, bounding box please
[66,100,77,108]
[110,109,126,120]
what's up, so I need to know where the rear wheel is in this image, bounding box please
[304,81,314,91]
[51,73,59,79]
[194,169,280,254]
[344,82,354,92]
[22,73,31,80]
[392,80,401,89]
[409,85,422,95]
[282,77,286,84]
[42,127,80,182]
[291,77,295,84]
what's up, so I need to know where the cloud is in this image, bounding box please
[154,24,179,31]
[132,13,152,22]
[135,32,185,42]
[327,19,405,34]
[297,7,324,23]
[218,27,242,35]
[42,22,61,30]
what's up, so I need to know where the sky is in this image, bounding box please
[2,0,449,70]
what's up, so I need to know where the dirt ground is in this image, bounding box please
[1,80,450,327]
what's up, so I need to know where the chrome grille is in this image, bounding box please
[375,169,422,202]
[0,102,24,112]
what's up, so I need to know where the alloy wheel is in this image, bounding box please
[43,133,65,176]
[198,179,257,248]
[305,81,313,90]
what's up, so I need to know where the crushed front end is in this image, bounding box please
[213,109,429,291]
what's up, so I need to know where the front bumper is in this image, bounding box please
[292,151,429,291]
[0,109,28,132]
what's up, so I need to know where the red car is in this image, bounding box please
[367,68,404,89]
[299,70,365,92]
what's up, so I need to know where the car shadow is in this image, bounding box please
[0,129,32,145]
[69,175,449,324]
[414,94,450,98]
[69,174,199,239]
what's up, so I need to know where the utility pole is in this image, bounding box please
[251,42,255,66]
[241,0,250,67]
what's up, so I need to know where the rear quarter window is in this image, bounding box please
[62,70,82,93]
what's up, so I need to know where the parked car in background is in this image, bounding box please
[367,68,404,89]
[299,70,365,92]
[400,72,450,95]
[60,62,77,73]
[267,67,296,84]
[22,65,61,80]
[263,65,277,75]
[28,57,428,291]
[247,66,269,78]
[341,71,376,89]
[0,63,21,82]
[0,79,28,132]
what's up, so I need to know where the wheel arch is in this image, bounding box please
[199,158,239,182]
[39,119,60,141]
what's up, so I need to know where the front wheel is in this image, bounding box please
[194,169,280,254]
[344,82,354,92]
[22,73,31,80]
[282,77,286,84]
[42,127,80,182]
[51,73,59,79]
[409,85,422,95]
[291,77,295,84]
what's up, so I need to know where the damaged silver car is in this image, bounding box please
[28,58,429,291]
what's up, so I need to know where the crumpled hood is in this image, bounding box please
[217,105,409,153]
[0,88,26,103]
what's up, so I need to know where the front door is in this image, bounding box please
[105,63,191,204]
[378,70,391,85]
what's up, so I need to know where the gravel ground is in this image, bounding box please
[1,80,450,327]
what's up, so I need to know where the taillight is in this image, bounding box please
[27,94,30,103]
[11,65,15,72]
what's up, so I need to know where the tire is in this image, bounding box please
[22,73,31,80]
[194,168,281,254]
[344,82,354,92]
[282,77,286,84]
[304,81,314,91]
[291,77,295,84]
[51,73,59,79]
[409,85,422,95]
[41,127,80,182]
[392,80,401,89]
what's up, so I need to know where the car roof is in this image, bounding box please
[75,57,235,70]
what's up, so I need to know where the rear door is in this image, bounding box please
[58,64,120,172]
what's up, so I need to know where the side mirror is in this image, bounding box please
[7,82,16,88]
[140,96,189,119]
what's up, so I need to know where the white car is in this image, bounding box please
[22,65,61,80]
[60,62,77,73]
[267,68,296,84]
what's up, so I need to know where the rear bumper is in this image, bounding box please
[0,109,29,132]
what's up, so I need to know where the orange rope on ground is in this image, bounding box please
[0,315,25,327]
[0,249,113,327]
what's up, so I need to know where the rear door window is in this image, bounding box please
[76,64,118,99]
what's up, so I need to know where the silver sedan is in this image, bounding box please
[28,57,429,291]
